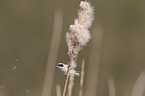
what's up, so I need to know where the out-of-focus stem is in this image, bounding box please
[56,84,61,96]
[108,76,116,96]
[84,26,103,96]
[41,9,63,96]
[131,70,145,96]
[79,59,85,96]
[68,75,74,96]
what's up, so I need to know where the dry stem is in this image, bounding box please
[63,37,79,96]
[63,54,74,96]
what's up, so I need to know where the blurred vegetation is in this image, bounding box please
[0,0,145,96]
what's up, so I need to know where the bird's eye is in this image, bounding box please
[58,64,63,67]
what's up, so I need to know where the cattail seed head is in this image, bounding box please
[66,1,94,56]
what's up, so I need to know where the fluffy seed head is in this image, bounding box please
[66,1,94,55]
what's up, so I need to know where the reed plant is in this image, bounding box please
[57,1,94,96]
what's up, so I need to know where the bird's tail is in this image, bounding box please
[75,72,80,76]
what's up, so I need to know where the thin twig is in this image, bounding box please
[63,74,69,96]
[63,54,74,96]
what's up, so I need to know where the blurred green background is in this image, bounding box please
[0,0,145,96]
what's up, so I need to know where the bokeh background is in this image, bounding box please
[0,0,145,96]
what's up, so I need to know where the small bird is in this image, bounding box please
[57,63,68,76]
[57,63,80,76]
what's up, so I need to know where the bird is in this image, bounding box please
[57,63,79,76]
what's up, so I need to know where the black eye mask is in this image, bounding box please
[57,64,64,67]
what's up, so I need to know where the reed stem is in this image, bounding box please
[63,54,73,96]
